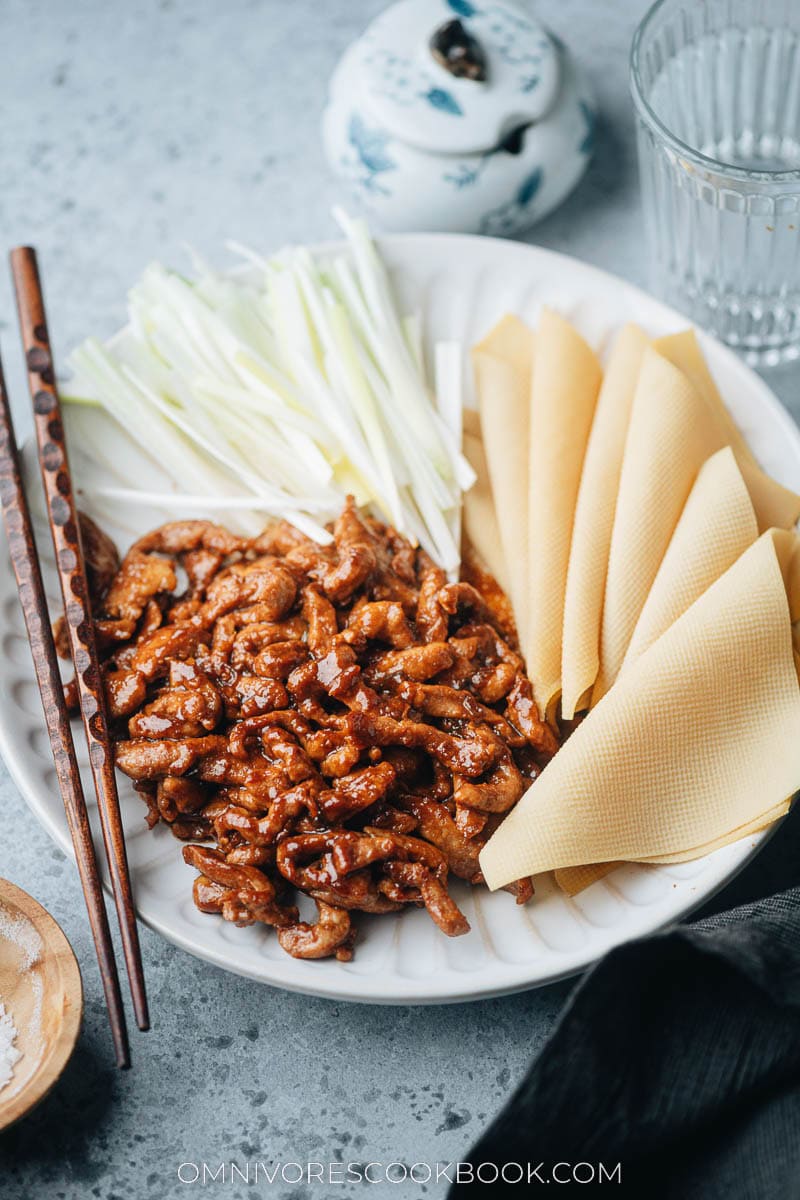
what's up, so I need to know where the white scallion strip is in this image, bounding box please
[65,214,472,568]
[435,341,464,581]
[80,485,325,515]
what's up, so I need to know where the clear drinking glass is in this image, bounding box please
[631,0,800,365]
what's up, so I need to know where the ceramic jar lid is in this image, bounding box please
[352,0,561,155]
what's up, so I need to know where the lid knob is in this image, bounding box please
[429,18,488,82]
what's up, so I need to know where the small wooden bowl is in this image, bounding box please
[0,879,82,1131]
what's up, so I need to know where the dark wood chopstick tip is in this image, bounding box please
[9,245,36,268]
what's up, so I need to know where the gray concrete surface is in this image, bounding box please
[0,2,798,1197]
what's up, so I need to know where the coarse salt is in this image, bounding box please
[0,903,42,971]
[0,901,44,1096]
[0,1001,21,1092]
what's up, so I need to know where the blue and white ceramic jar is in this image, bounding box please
[322,0,596,237]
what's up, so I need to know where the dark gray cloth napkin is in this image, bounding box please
[449,885,800,1197]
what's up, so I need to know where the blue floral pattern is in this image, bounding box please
[447,0,478,15]
[342,114,397,196]
[479,165,545,236]
[443,156,491,189]
[578,99,596,155]
[349,114,396,173]
[426,87,463,116]
[516,166,543,206]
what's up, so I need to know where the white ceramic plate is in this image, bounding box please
[1,234,798,1004]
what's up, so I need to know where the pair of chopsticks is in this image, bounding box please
[0,248,149,1068]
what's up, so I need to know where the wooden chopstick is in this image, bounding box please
[10,247,150,1034]
[0,349,131,1069]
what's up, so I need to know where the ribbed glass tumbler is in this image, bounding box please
[631,0,800,364]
